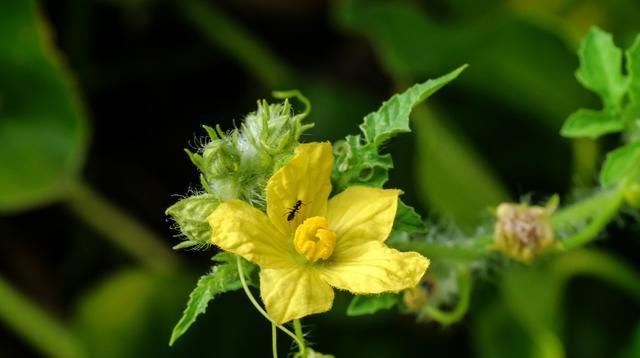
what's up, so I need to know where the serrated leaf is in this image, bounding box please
[169,253,256,346]
[576,27,628,109]
[393,200,427,234]
[361,65,467,147]
[560,109,624,138]
[332,135,393,191]
[0,0,88,212]
[600,142,640,187]
[337,0,588,130]
[332,67,466,192]
[626,34,640,103]
[166,194,218,245]
[346,293,399,316]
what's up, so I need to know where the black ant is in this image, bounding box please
[286,200,304,221]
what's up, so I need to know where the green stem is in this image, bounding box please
[176,0,295,88]
[65,181,178,272]
[552,186,626,251]
[552,249,640,301]
[421,267,472,325]
[293,319,307,357]
[236,257,306,351]
[0,276,86,358]
[570,138,599,188]
[272,323,278,358]
[393,235,493,261]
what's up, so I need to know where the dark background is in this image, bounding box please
[1,0,640,357]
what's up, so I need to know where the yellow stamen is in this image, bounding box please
[293,216,336,262]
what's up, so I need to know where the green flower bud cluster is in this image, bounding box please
[167,94,313,249]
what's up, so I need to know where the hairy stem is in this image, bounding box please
[272,323,278,358]
[236,256,306,351]
[392,235,493,261]
[293,319,307,357]
[65,181,178,272]
[552,186,626,251]
[0,276,86,358]
[570,138,599,188]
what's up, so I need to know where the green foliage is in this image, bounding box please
[393,200,427,234]
[331,66,465,239]
[560,109,623,138]
[337,0,586,128]
[331,65,466,192]
[575,27,628,109]
[165,194,218,248]
[0,0,88,212]
[561,28,640,139]
[628,36,640,103]
[168,96,313,246]
[74,270,193,358]
[600,142,640,187]
[186,99,312,206]
[169,253,256,346]
[337,1,513,227]
[346,293,399,316]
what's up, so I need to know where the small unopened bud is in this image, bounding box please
[403,275,436,312]
[494,200,556,263]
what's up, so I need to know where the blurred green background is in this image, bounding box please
[1,0,639,357]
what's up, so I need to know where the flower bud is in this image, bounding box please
[188,98,313,207]
[493,201,555,263]
[403,275,436,312]
[168,96,313,248]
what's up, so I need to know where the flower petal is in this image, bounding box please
[327,186,400,252]
[319,241,429,294]
[260,266,334,324]
[208,199,293,269]
[267,142,333,235]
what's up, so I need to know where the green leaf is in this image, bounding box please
[346,293,399,316]
[560,109,624,138]
[393,200,427,234]
[626,34,640,104]
[166,194,218,246]
[332,66,467,192]
[169,253,256,346]
[576,27,628,109]
[74,270,194,358]
[600,142,640,187]
[0,0,88,212]
[360,65,467,148]
[337,0,587,130]
[332,134,394,191]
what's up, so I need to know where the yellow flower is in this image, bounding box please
[208,142,430,324]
